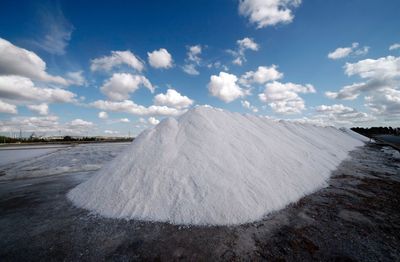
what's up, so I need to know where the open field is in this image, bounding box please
[0,142,399,260]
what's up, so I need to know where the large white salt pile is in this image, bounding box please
[68,106,365,226]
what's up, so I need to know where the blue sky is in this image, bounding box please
[0,0,400,137]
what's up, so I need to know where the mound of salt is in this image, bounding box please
[68,106,365,225]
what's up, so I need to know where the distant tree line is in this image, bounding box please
[351,127,400,137]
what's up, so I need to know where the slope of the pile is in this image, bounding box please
[68,107,365,226]
[339,127,370,142]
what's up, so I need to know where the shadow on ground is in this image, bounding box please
[0,144,399,261]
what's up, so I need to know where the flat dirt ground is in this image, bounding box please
[0,143,399,261]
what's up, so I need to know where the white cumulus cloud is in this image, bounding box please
[326,56,400,100]
[365,88,400,117]
[230,37,259,66]
[90,50,144,72]
[182,45,202,75]
[0,38,68,85]
[0,100,17,114]
[241,100,259,112]
[90,100,184,116]
[147,48,173,69]
[118,118,130,123]
[0,116,95,135]
[148,117,160,125]
[104,130,119,135]
[238,0,302,28]
[344,56,400,79]
[188,45,202,64]
[208,72,245,103]
[154,89,194,109]
[389,43,400,51]
[27,103,49,115]
[182,64,199,75]
[237,37,259,51]
[328,42,369,60]
[0,75,76,104]
[326,55,400,121]
[100,73,154,101]
[98,111,108,119]
[314,104,375,125]
[258,81,315,114]
[239,65,283,86]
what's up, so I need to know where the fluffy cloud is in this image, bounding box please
[187,45,202,64]
[105,117,133,124]
[389,43,400,51]
[241,100,258,113]
[328,42,369,60]
[104,130,119,135]
[118,118,130,123]
[315,104,354,114]
[182,45,202,75]
[326,56,400,100]
[289,104,375,126]
[90,50,144,72]
[365,88,400,116]
[238,37,259,51]
[315,104,375,125]
[238,0,302,28]
[328,45,354,60]
[344,56,400,79]
[325,82,367,100]
[182,64,199,75]
[0,116,59,133]
[154,89,194,109]
[100,73,154,101]
[69,118,94,128]
[91,100,184,116]
[0,75,76,104]
[0,116,95,135]
[148,117,160,125]
[258,81,315,114]
[326,55,400,121]
[147,48,173,69]
[65,119,95,135]
[27,103,49,115]
[239,65,283,86]
[0,38,68,85]
[98,111,108,119]
[208,72,245,103]
[0,100,17,114]
[230,37,259,66]
[207,61,229,71]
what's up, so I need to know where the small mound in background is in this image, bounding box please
[68,107,366,226]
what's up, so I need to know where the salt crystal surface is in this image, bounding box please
[68,107,366,226]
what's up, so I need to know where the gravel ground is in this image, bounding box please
[0,143,399,261]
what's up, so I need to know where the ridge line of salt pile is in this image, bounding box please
[68,106,366,226]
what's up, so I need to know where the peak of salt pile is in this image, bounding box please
[68,106,366,226]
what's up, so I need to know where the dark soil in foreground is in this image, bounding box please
[0,144,399,261]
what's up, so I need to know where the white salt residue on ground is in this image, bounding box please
[0,146,65,166]
[68,107,366,226]
[381,146,400,159]
[0,143,129,180]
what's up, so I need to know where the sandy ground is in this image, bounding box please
[0,143,399,261]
